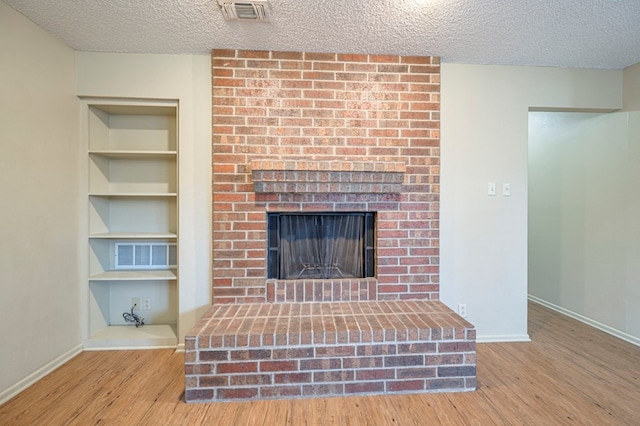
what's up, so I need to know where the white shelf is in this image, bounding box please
[88,105,177,152]
[89,148,176,194]
[89,104,176,116]
[89,196,177,236]
[89,232,177,239]
[89,150,177,159]
[89,193,177,197]
[85,324,177,350]
[89,269,177,281]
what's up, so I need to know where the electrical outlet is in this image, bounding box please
[503,183,511,196]
[131,297,140,310]
[458,303,467,318]
[141,297,151,311]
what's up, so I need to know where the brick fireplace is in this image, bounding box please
[185,49,475,402]
[210,49,441,303]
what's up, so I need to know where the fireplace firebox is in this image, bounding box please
[267,212,375,280]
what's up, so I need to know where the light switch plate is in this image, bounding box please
[488,182,496,196]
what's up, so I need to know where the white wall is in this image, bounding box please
[76,52,212,345]
[528,111,640,345]
[440,64,622,341]
[623,62,640,111]
[0,2,82,401]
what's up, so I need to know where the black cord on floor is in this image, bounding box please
[123,304,145,327]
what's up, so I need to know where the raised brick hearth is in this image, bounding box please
[185,300,476,402]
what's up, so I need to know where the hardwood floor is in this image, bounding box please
[1,302,639,425]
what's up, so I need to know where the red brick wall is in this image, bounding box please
[212,49,440,304]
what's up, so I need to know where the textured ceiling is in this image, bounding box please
[5,0,640,69]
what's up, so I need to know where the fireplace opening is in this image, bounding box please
[267,212,375,280]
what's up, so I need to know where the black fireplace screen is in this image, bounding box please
[267,212,375,279]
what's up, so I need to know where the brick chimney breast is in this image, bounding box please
[212,49,440,304]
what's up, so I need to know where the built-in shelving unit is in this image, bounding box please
[84,100,178,349]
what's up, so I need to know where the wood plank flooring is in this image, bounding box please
[1,302,639,425]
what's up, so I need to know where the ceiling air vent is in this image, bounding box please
[217,0,271,22]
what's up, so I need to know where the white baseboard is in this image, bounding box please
[477,334,531,343]
[528,295,640,348]
[0,344,83,406]
[83,344,177,351]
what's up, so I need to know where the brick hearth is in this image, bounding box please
[185,300,476,402]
